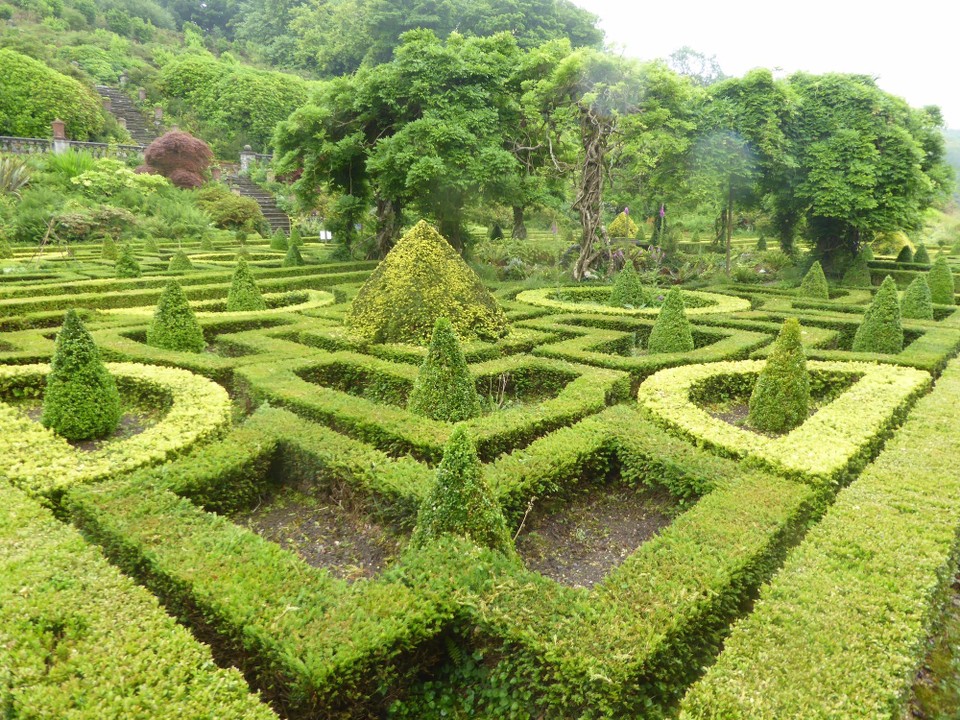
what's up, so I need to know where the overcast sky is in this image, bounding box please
[574,0,959,128]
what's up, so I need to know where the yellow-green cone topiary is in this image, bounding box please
[147,280,206,353]
[609,263,650,308]
[841,253,871,287]
[852,275,903,354]
[900,275,934,320]
[748,318,810,433]
[410,426,515,555]
[928,256,955,305]
[608,211,638,239]
[798,261,829,299]
[647,287,694,354]
[407,318,481,422]
[347,220,508,345]
[281,242,304,267]
[269,230,288,251]
[41,310,121,441]
[226,257,266,311]
[912,243,930,264]
[895,245,914,263]
[168,249,194,273]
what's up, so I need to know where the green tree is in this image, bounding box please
[407,318,481,422]
[748,318,809,433]
[852,276,903,354]
[799,260,829,299]
[900,275,934,320]
[147,280,206,352]
[115,244,142,278]
[928,256,956,305]
[608,262,650,308]
[226,257,267,311]
[168,249,194,273]
[409,426,514,555]
[270,230,288,251]
[647,287,694,353]
[41,310,121,441]
[841,252,871,287]
[281,242,304,267]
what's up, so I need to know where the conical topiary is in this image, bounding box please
[841,252,871,287]
[115,244,141,278]
[146,280,205,352]
[861,244,874,261]
[409,426,514,555]
[489,223,504,241]
[647,287,694,354]
[269,230,288,252]
[200,235,215,251]
[748,318,809,433]
[347,220,508,345]
[143,237,160,254]
[289,226,302,247]
[41,310,121,441]
[798,261,829,299]
[928,256,956,305]
[756,234,767,251]
[852,276,903,354]
[608,262,650,308]
[101,236,118,260]
[168,249,194,273]
[607,211,639,239]
[407,318,481,422]
[281,242,304,267]
[226,257,266,311]
[913,243,930,264]
[895,245,914,263]
[900,275,934,320]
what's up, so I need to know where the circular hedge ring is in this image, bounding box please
[514,286,751,316]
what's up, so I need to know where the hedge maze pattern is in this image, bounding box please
[2,236,960,719]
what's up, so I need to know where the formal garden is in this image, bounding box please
[3,0,960,714]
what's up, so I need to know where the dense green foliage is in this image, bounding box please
[608,262,650,308]
[913,243,931,264]
[896,245,915,263]
[347,220,508,344]
[407,318,481,422]
[146,280,205,352]
[225,257,266,311]
[270,230,288,251]
[195,184,265,231]
[928,256,956,305]
[114,243,142,278]
[647,287,694,353]
[748,318,810,433]
[798,260,829,299]
[901,275,934,320]
[41,310,121,441]
[852,276,903,354]
[0,48,104,140]
[409,426,514,554]
[168,248,194,272]
[281,242,304,267]
[607,211,638,238]
[840,252,871,287]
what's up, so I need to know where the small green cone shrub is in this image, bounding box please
[115,244,141,278]
[852,275,903,354]
[143,237,160,254]
[41,310,121,441]
[647,287,694,354]
[226,257,266,311]
[900,275,934,320]
[289,226,302,247]
[281,242,304,267]
[608,263,650,308]
[748,318,810,433]
[608,211,639,239]
[928,256,956,305]
[146,280,205,353]
[269,230,288,251]
[101,236,118,260]
[861,244,874,261]
[407,318,481,422]
[168,249,194,273]
[200,235,215,251]
[489,223,504,241]
[756,234,767,251]
[913,243,930,264]
[798,261,829,299]
[410,426,514,555]
[841,252,871,287]
[895,245,914,263]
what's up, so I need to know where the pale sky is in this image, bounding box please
[574,0,960,128]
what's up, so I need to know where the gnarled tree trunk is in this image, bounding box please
[572,105,614,281]
[373,196,401,259]
[511,206,527,240]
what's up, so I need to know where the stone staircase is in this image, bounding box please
[96,85,158,146]
[230,175,291,234]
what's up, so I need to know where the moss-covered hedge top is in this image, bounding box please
[347,220,509,345]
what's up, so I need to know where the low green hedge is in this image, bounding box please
[0,482,276,719]
[515,286,752,317]
[680,357,960,719]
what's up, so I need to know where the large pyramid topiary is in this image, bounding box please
[852,275,903,354]
[347,220,508,345]
[900,275,934,320]
[912,243,931,264]
[928,256,956,305]
[147,280,206,353]
[748,318,810,433]
[226,257,266,312]
[608,211,638,239]
[609,262,650,308]
[42,310,121,441]
[410,426,515,556]
[798,261,829,299]
[647,287,694,354]
[408,318,481,423]
[115,244,141,278]
[895,245,914,263]
[168,249,194,273]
